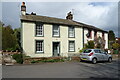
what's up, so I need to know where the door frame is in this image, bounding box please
[52,41,60,57]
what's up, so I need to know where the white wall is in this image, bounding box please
[84,28,94,44]
[104,33,108,49]
[22,22,83,57]
[97,31,102,37]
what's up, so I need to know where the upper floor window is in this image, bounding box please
[53,25,59,37]
[36,23,43,36]
[69,26,75,37]
[86,29,92,38]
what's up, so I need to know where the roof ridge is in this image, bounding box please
[21,15,107,32]
[25,14,73,21]
[73,20,108,32]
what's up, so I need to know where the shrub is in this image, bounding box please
[31,60,39,63]
[85,40,94,49]
[112,43,120,49]
[30,58,64,63]
[79,47,87,53]
[12,53,23,64]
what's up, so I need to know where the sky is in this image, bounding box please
[1,2,118,37]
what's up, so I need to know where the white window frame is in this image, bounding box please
[36,40,44,53]
[69,26,75,37]
[69,41,75,52]
[36,23,43,36]
[53,25,59,37]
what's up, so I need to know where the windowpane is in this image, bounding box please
[36,41,43,53]
[69,41,75,51]
[36,23,43,36]
[53,25,59,36]
[69,27,75,37]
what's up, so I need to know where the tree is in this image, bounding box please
[85,40,94,49]
[108,30,115,41]
[112,43,120,49]
[94,36,105,49]
[0,21,3,50]
[14,28,21,51]
[108,30,116,49]
[2,25,17,51]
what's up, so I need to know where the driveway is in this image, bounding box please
[2,59,120,78]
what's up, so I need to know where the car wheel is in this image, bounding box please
[108,57,112,63]
[92,58,97,64]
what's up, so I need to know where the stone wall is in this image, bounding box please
[1,50,20,65]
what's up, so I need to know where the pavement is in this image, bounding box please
[2,59,120,78]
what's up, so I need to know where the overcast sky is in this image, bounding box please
[2,2,118,36]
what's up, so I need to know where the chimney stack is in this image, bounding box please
[21,2,26,15]
[66,11,73,20]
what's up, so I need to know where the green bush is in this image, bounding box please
[31,60,39,63]
[85,40,94,49]
[12,54,23,64]
[113,50,119,54]
[112,43,120,49]
[31,58,64,63]
[79,47,87,53]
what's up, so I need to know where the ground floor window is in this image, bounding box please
[69,41,75,52]
[36,40,44,53]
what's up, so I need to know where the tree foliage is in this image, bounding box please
[108,30,116,49]
[2,25,17,51]
[0,21,3,50]
[80,41,94,53]
[2,24,21,51]
[13,28,21,51]
[112,43,120,49]
[108,30,115,41]
[94,36,105,49]
[85,40,94,49]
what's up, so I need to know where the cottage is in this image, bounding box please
[20,2,108,57]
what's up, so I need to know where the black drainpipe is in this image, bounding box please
[83,27,84,48]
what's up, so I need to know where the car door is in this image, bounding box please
[99,50,106,61]
[102,52,109,61]
[94,50,103,61]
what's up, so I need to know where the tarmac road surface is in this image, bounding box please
[2,59,120,78]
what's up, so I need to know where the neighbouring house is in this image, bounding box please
[20,2,108,57]
[116,37,120,45]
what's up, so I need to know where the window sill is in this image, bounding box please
[68,37,75,38]
[35,35,44,37]
[68,50,75,52]
[53,36,60,38]
[35,51,44,54]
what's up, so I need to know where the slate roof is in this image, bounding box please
[21,14,108,33]
[21,15,82,26]
[73,21,108,33]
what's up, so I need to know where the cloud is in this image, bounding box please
[70,2,118,36]
[2,2,118,36]
[23,2,119,36]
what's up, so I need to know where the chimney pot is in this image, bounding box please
[66,11,73,20]
[31,12,36,15]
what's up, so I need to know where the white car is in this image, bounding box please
[80,49,112,64]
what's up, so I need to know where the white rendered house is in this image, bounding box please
[20,2,108,57]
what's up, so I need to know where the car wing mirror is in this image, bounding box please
[104,52,108,55]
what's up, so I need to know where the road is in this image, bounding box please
[2,59,120,78]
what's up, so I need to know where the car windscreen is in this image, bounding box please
[83,50,92,53]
